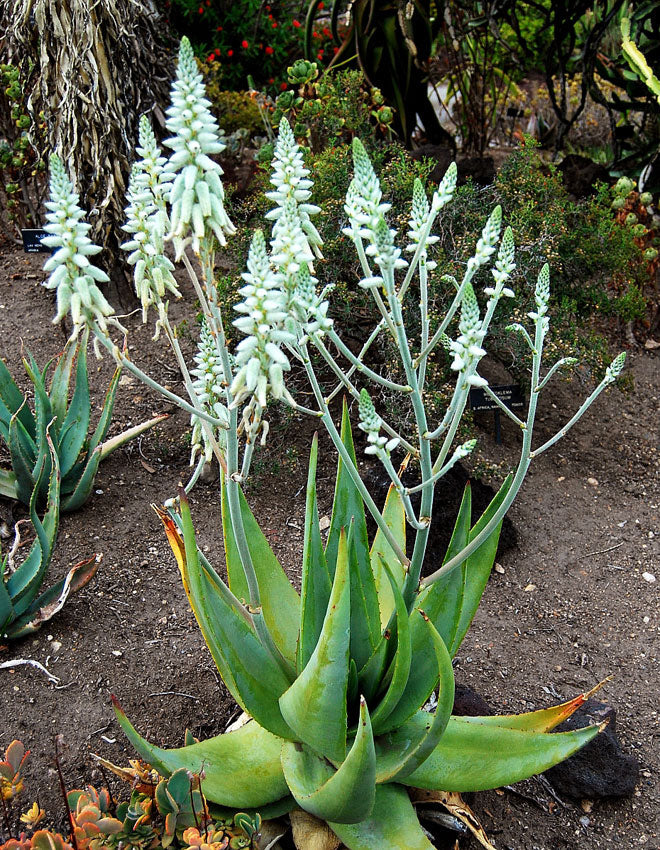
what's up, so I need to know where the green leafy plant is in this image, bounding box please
[1,433,98,642]
[40,39,625,849]
[0,741,261,850]
[0,334,167,511]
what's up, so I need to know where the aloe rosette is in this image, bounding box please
[114,406,601,849]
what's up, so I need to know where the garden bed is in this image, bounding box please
[0,245,658,850]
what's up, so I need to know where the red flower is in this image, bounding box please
[241,39,249,48]
[216,25,222,31]
[268,77,274,84]
[292,19,301,27]
[227,49,233,56]
[333,46,339,54]
[272,21,278,27]
[323,27,331,37]
[206,53,214,62]
[265,46,274,55]
[317,49,324,59]
[280,82,288,90]
[318,1,324,8]
[198,5,203,13]
[215,48,221,56]
[266,4,271,9]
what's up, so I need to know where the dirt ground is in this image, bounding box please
[0,245,658,850]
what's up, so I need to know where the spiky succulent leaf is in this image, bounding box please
[178,491,294,738]
[112,701,289,809]
[221,477,300,665]
[369,484,406,628]
[326,401,372,588]
[416,475,513,656]
[347,520,380,670]
[297,434,332,673]
[328,784,435,850]
[279,529,350,762]
[281,697,376,824]
[390,712,602,792]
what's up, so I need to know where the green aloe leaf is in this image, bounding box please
[356,634,389,706]
[8,408,37,505]
[4,554,98,639]
[325,400,371,585]
[348,520,380,670]
[23,356,54,486]
[0,468,18,500]
[87,364,121,453]
[416,475,513,657]
[178,493,294,739]
[328,783,435,850]
[6,432,60,614]
[0,558,13,637]
[280,528,350,763]
[0,357,34,438]
[58,338,91,476]
[369,558,411,734]
[375,614,454,780]
[281,697,376,824]
[298,434,332,673]
[419,482,471,652]
[112,701,289,809]
[370,483,406,628]
[458,682,607,733]
[48,336,78,428]
[61,447,102,512]
[377,711,601,792]
[222,476,300,665]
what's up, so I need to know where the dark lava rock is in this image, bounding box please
[545,699,639,799]
[457,155,495,186]
[409,146,495,186]
[364,462,518,579]
[452,684,493,717]
[557,154,609,198]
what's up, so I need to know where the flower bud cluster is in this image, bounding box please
[42,155,114,334]
[466,205,502,276]
[448,283,488,387]
[405,179,439,270]
[266,118,322,291]
[343,138,392,242]
[431,162,458,212]
[358,389,400,456]
[134,115,174,226]
[190,319,229,464]
[292,264,333,338]
[164,36,235,257]
[484,226,515,302]
[231,230,294,409]
[122,165,180,326]
[527,263,550,333]
[364,218,408,291]
[604,352,626,384]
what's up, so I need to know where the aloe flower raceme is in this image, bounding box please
[113,408,605,849]
[38,52,626,847]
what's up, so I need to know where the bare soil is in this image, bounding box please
[0,246,658,850]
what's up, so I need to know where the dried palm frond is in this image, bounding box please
[1,0,173,265]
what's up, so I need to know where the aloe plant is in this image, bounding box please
[41,38,626,849]
[0,333,166,512]
[1,431,97,641]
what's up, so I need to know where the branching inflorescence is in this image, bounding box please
[39,36,626,850]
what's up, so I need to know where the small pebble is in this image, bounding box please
[524,584,537,592]
[111,650,123,657]
[51,641,62,653]
[643,616,650,623]
[642,572,656,583]
[587,477,598,487]
[494,563,505,574]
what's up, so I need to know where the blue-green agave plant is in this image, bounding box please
[1,430,98,641]
[0,332,166,512]
[113,405,602,849]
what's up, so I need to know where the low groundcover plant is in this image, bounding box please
[40,37,625,849]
